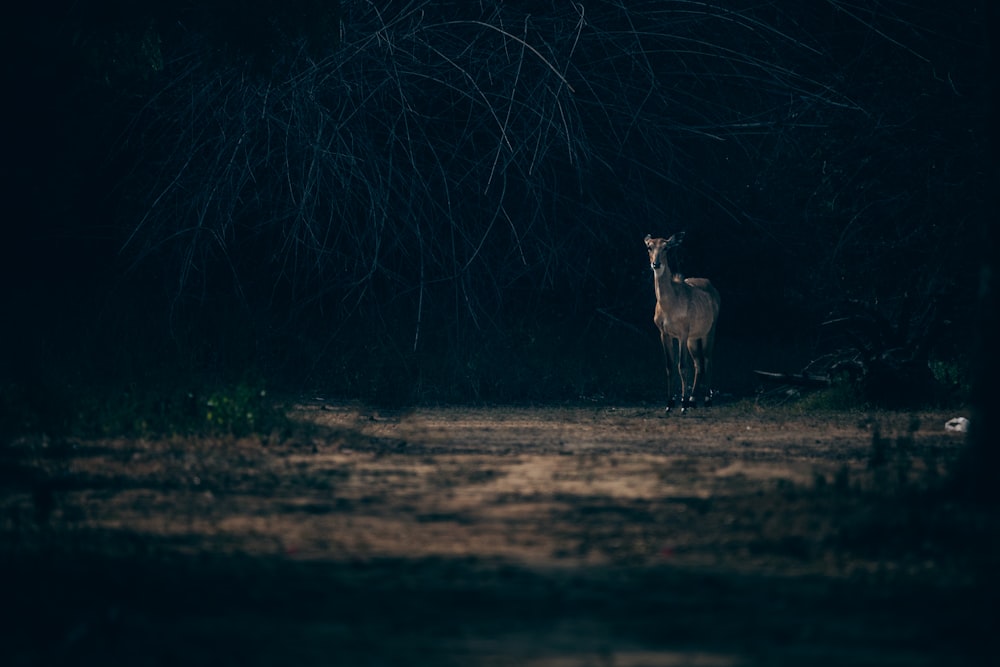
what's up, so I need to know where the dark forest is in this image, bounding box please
[1,2,995,435]
[2,3,999,665]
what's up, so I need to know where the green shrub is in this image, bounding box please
[929,357,972,405]
[797,375,866,411]
[2,377,289,439]
[203,383,275,436]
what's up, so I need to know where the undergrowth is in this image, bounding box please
[1,377,291,440]
[804,417,998,573]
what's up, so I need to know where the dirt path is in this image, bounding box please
[1,404,994,666]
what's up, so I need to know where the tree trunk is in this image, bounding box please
[958,1,1000,504]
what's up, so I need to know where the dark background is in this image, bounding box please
[0,1,993,413]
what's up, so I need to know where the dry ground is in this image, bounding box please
[1,403,996,666]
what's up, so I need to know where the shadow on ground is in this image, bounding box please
[3,541,994,667]
[2,404,996,666]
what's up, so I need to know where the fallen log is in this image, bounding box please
[752,370,833,388]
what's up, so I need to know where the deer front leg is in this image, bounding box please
[660,330,678,412]
[677,335,691,413]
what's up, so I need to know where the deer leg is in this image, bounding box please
[660,330,677,412]
[688,338,705,409]
[702,360,714,407]
[677,336,690,413]
[703,328,716,407]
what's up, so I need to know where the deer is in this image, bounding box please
[644,233,721,413]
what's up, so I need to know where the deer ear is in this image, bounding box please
[644,234,652,243]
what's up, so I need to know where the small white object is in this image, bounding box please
[945,417,969,433]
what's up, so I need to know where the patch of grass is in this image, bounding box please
[202,383,277,436]
[929,357,972,405]
[2,377,292,439]
[796,376,866,411]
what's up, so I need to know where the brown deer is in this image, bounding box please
[644,233,721,413]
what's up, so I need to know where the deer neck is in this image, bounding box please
[653,263,682,302]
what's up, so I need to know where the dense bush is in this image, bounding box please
[1,2,989,419]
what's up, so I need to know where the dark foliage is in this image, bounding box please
[815,296,949,408]
[0,1,991,419]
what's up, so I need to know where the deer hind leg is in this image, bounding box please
[703,327,717,407]
[704,329,715,407]
[686,337,706,410]
[660,330,678,412]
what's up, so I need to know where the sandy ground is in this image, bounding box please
[1,403,995,666]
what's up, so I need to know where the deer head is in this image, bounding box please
[644,232,685,270]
